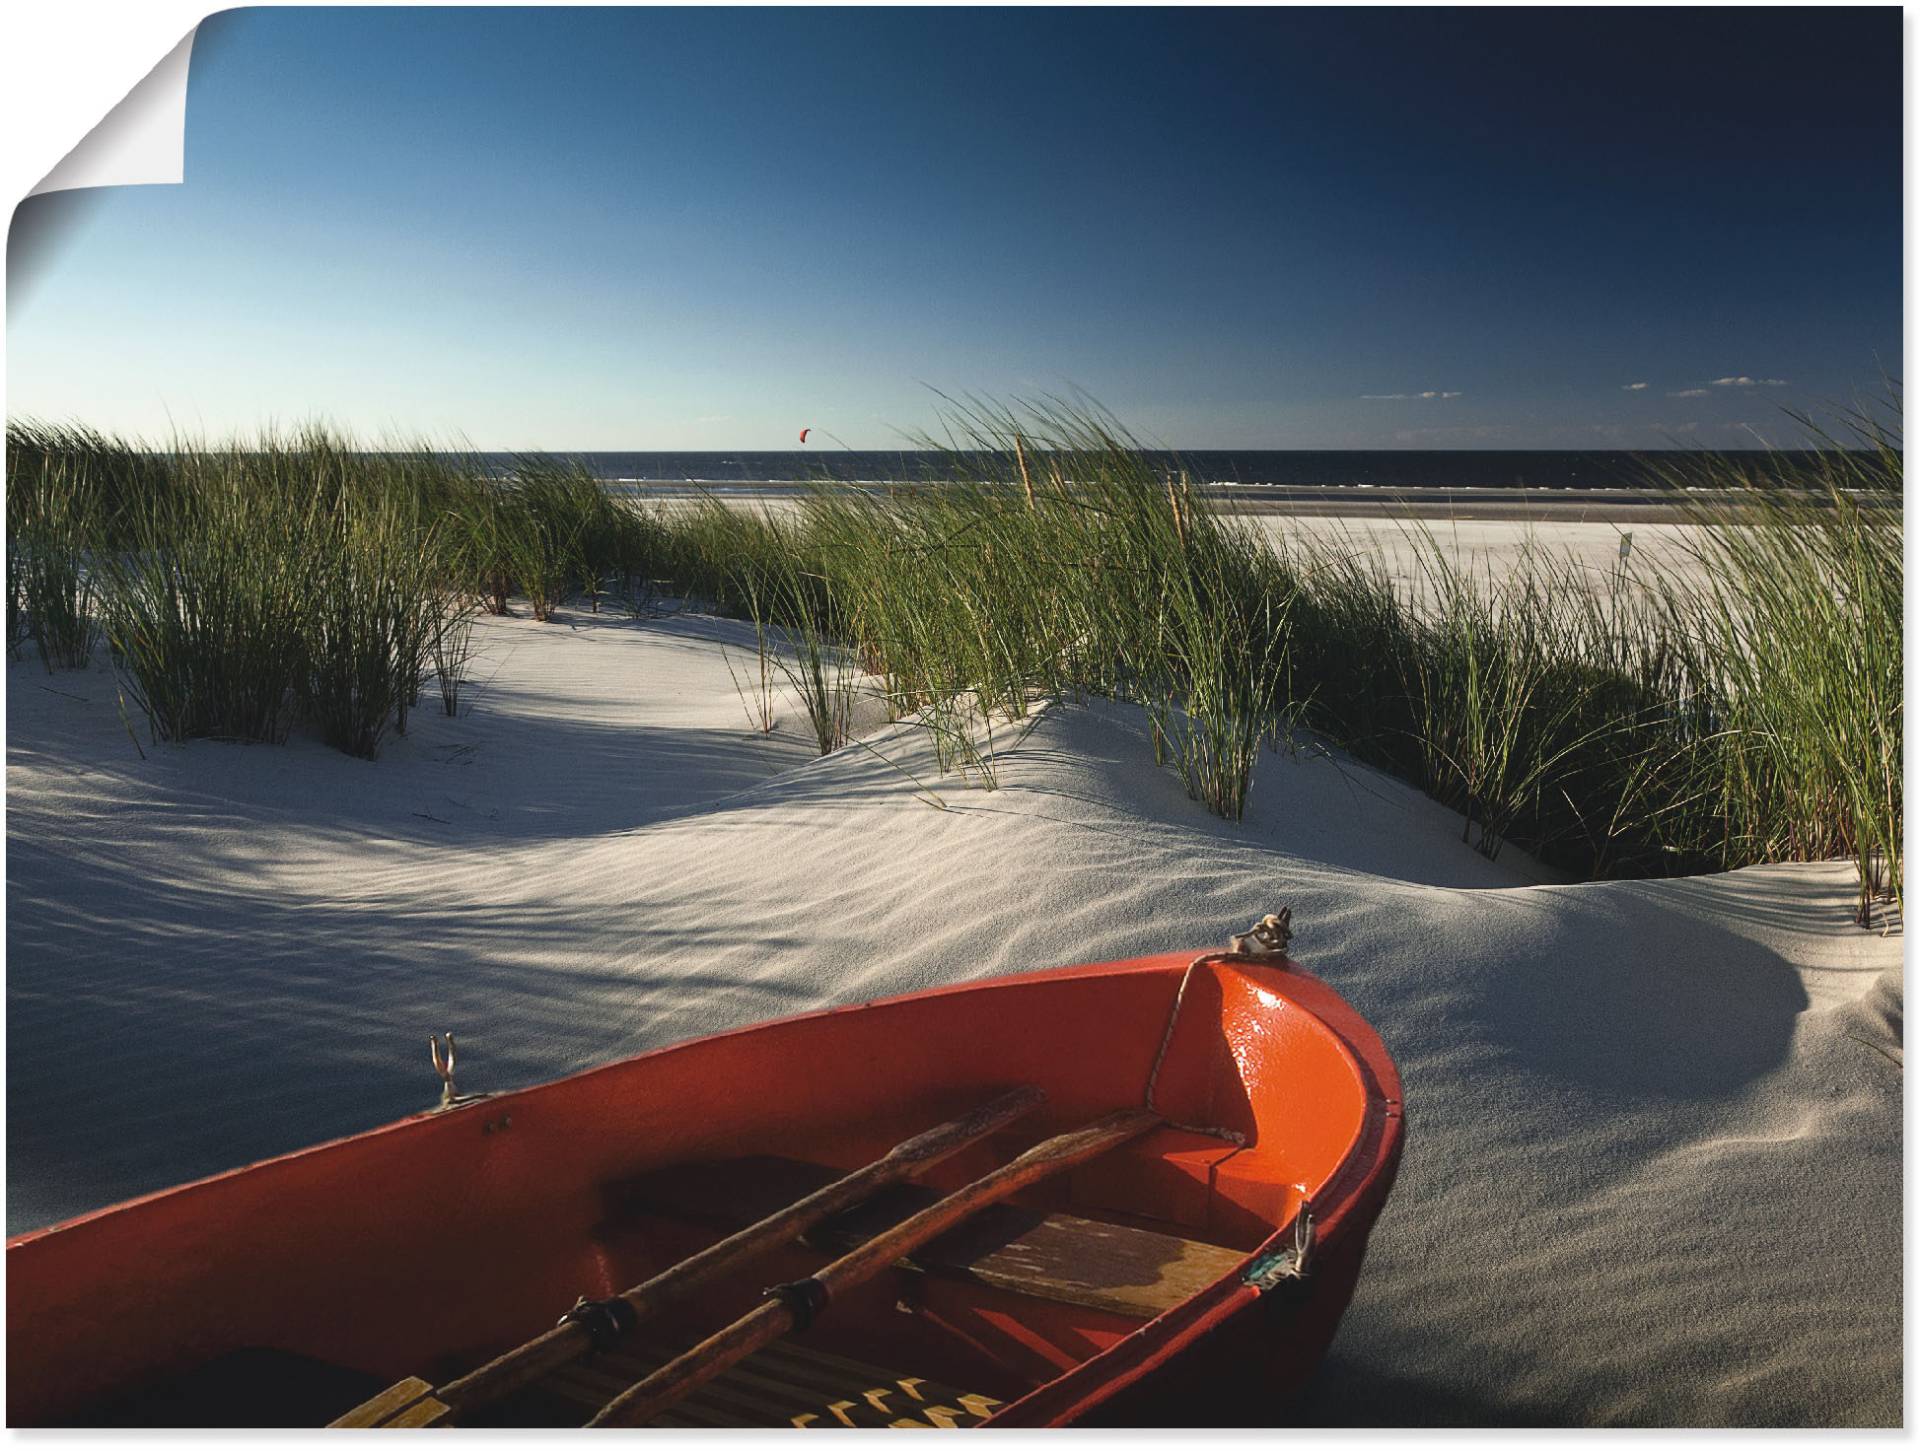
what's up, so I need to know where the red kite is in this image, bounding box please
[798,427,811,444]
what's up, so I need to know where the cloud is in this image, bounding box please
[1667,388,1710,398]
[1709,376,1788,387]
[1361,390,1463,400]
[1622,382,1649,391]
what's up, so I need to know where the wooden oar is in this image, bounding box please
[330,1086,1045,1427]
[585,1107,1162,1428]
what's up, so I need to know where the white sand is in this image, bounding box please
[1247,516,1723,607]
[1251,514,1707,570]
[6,602,1901,1426]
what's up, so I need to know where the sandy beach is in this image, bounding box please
[7,560,1901,1426]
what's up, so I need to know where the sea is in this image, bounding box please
[478,450,1838,493]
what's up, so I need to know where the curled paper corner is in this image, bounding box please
[11,26,197,319]
[29,27,199,197]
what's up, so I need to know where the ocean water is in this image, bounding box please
[480,449,1837,491]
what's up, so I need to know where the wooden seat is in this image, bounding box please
[607,1156,1248,1323]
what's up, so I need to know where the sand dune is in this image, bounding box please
[6,608,1900,1426]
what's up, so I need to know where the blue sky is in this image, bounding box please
[6,6,1902,450]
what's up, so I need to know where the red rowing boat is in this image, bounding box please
[7,917,1402,1428]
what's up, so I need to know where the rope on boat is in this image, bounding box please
[1142,909,1294,1150]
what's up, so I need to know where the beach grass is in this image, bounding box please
[9,425,474,755]
[6,441,104,671]
[4,399,1899,914]
[99,446,319,743]
[1644,397,1903,922]
[635,394,1898,910]
[301,482,446,756]
[431,597,479,719]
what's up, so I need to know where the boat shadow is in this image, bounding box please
[1288,1354,1580,1427]
[4,834,824,1235]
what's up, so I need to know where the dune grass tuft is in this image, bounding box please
[7,445,104,671]
[301,486,446,757]
[1644,396,1903,921]
[10,424,481,756]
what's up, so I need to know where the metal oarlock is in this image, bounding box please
[430,1031,458,1110]
[1244,1192,1316,1292]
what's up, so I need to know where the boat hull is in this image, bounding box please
[7,950,1403,1427]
